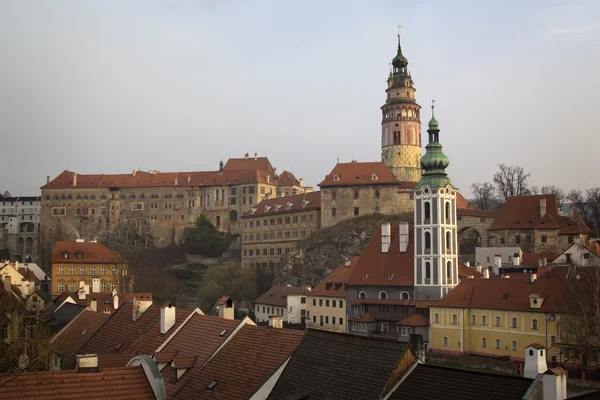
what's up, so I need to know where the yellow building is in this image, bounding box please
[429,277,568,361]
[51,240,128,295]
[305,258,356,333]
[241,191,321,270]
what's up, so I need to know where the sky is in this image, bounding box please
[1,0,599,196]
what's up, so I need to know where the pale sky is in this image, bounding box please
[1,0,599,196]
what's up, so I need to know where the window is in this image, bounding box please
[325,316,329,324]
[353,190,359,199]
[58,282,65,292]
[443,337,448,347]
[379,322,389,334]
[331,190,337,200]
[70,267,76,275]
[496,339,501,349]
[512,341,517,351]
[375,189,380,198]
[332,316,336,325]
[452,314,458,324]
[434,313,439,323]
[515,235,521,244]
[101,266,107,275]
[424,202,431,221]
[230,197,237,205]
[359,291,367,299]
[69,281,75,292]
[112,268,117,276]
[482,338,487,348]
[527,235,532,244]
[551,335,557,346]
[339,300,344,308]
[425,232,431,250]
[101,281,107,292]
[379,291,387,300]
[511,317,518,328]
[319,299,323,306]
[339,318,344,326]
[332,300,336,307]
[80,267,86,276]
[500,237,505,245]
[495,316,501,326]
[352,322,357,331]
[425,261,431,281]
[472,315,477,325]
[400,326,412,337]
[331,208,337,217]
[354,207,360,216]
[541,235,548,243]
[481,315,487,325]
[532,319,538,330]
[326,300,330,307]
[584,253,590,260]
[312,298,316,306]
[59,266,65,275]
[91,267,96,275]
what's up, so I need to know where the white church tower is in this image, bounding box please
[413,103,459,300]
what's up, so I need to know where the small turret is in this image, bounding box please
[219,159,224,173]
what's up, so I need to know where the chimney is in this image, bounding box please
[160,301,176,334]
[381,223,391,253]
[132,296,152,321]
[174,177,178,186]
[132,170,137,177]
[75,354,99,373]
[540,198,547,218]
[73,173,78,186]
[465,261,470,267]
[84,284,90,295]
[92,278,100,293]
[476,264,482,273]
[494,255,501,275]
[187,175,191,183]
[513,254,521,266]
[524,344,547,379]
[269,315,283,329]
[244,153,249,160]
[78,287,86,301]
[218,297,234,320]
[531,273,537,282]
[483,269,490,279]
[299,178,304,188]
[254,152,258,160]
[89,298,97,312]
[543,368,568,400]
[46,175,50,184]
[113,292,119,310]
[3,275,11,292]
[76,238,85,243]
[344,259,351,267]
[399,221,409,253]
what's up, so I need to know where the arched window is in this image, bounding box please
[425,232,431,250]
[445,202,451,222]
[359,291,367,299]
[400,291,410,300]
[425,262,431,282]
[379,291,388,300]
[446,231,451,251]
[447,261,453,282]
[424,202,431,222]
[230,210,238,222]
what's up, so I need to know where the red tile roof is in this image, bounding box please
[434,278,572,313]
[458,261,483,279]
[153,313,242,397]
[457,208,498,218]
[318,162,414,187]
[41,168,279,190]
[346,224,414,286]
[173,324,304,400]
[521,252,557,266]
[396,314,429,327]
[348,313,376,322]
[242,191,321,219]
[127,307,192,356]
[97,354,140,369]
[53,310,110,358]
[489,195,590,234]
[0,366,156,400]
[585,242,600,257]
[351,299,435,309]
[310,258,358,298]
[456,192,474,209]
[223,156,274,174]
[276,170,300,187]
[52,241,122,264]
[254,285,310,307]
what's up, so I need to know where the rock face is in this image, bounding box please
[275,213,413,287]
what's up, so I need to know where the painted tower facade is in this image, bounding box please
[413,105,458,300]
[381,34,422,183]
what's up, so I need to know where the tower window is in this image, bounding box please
[447,261,452,283]
[424,202,431,222]
[425,262,431,282]
[445,202,450,222]
[446,231,452,251]
[425,232,431,250]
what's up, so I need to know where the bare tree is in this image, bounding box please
[566,188,600,236]
[541,185,566,210]
[493,163,532,199]
[586,188,600,237]
[470,182,502,211]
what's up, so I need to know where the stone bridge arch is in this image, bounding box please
[457,211,496,261]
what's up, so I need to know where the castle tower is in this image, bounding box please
[413,104,458,300]
[381,33,422,183]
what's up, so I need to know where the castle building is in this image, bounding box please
[413,105,459,300]
[0,195,41,262]
[40,155,305,250]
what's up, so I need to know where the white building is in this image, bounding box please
[552,240,600,266]
[253,284,309,324]
[0,195,41,262]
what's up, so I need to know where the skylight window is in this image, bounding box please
[219,330,227,337]
[207,380,218,390]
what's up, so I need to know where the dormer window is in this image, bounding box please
[62,252,70,259]
[265,205,272,212]
[76,251,84,259]
[371,173,379,181]
[286,202,293,210]
[275,204,282,211]
[333,174,340,182]
[529,294,545,309]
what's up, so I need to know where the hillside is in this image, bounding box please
[275,213,413,287]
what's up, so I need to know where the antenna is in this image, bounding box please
[336,153,340,164]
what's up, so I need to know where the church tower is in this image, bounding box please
[413,104,458,300]
[381,33,422,183]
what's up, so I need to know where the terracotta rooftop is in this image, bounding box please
[52,241,122,264]
[455,192,474,209]
[267,329,411,400]
[52,310,109,358]
[174,324,304,400]
[0,365,156,400]
[276,170,300,187]
[395,314,429,327]
[346,224,414,287]
[318,162,414,187]
[351,299,435,309]
[457,208,498,218]
[242,191,321,219]
[434,278,573,313]
[223,155,275,174]
[255,285,310,307]
[153,312,242,397]
[489,194,590,234]
[522,252,557,266]
[389,363,535,400]
[309,257,358,298]
[458,261,483,279]
[585,241,600,257]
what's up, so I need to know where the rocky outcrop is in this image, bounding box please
[275,213,413,287]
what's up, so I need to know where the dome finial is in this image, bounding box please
[397,24,403,50]
[428,99,439,131]
[431,99,435,117]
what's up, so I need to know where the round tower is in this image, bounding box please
[381,33,422,183]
